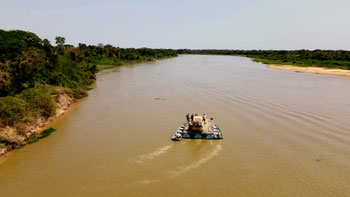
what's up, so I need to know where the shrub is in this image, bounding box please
[26,128,56,144]
[18,87,57,118]
[0,96,28,126]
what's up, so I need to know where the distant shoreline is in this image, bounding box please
[267,64,350,77]
[177,49,350,72]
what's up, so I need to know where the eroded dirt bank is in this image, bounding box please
[0,90,74,157]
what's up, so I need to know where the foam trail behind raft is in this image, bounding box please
[135,144,173,163]
[169,144,222,177]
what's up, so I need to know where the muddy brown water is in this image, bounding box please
[1,55,350,197]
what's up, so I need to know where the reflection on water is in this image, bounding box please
[0,55,350,197]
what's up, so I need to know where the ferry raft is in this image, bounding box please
[171,114,223,141]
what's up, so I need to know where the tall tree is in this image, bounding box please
[55,36,65,46]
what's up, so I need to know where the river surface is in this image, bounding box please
[1,55,350,197]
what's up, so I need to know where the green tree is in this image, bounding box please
[55,36,65,46]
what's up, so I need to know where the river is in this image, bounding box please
[0,55,350,196]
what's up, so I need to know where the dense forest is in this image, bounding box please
[177,49,350,70]
[0,29,177,126]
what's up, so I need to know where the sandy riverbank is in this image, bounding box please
[267,64,350,77]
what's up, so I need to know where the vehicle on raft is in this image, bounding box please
[171,114,223,141]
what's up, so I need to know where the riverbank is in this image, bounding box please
[0,88,74,157]
[0,57,173,158]
[267,64,350,77]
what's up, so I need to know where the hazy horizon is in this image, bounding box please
[1,0,349,50]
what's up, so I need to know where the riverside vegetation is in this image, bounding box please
[177,49,350,70]
[0,29,177,155]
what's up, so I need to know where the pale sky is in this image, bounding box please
[1,0,349,50]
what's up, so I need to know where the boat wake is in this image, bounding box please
[168,144,222,177]
[135,179,159,185]
[134,144,173,163]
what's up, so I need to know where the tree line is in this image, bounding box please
[177,49,350,69]
[0,29,177,126]
[0,29,177,97]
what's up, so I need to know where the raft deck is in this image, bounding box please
[172,119,223,140]
[183,119,217,134]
